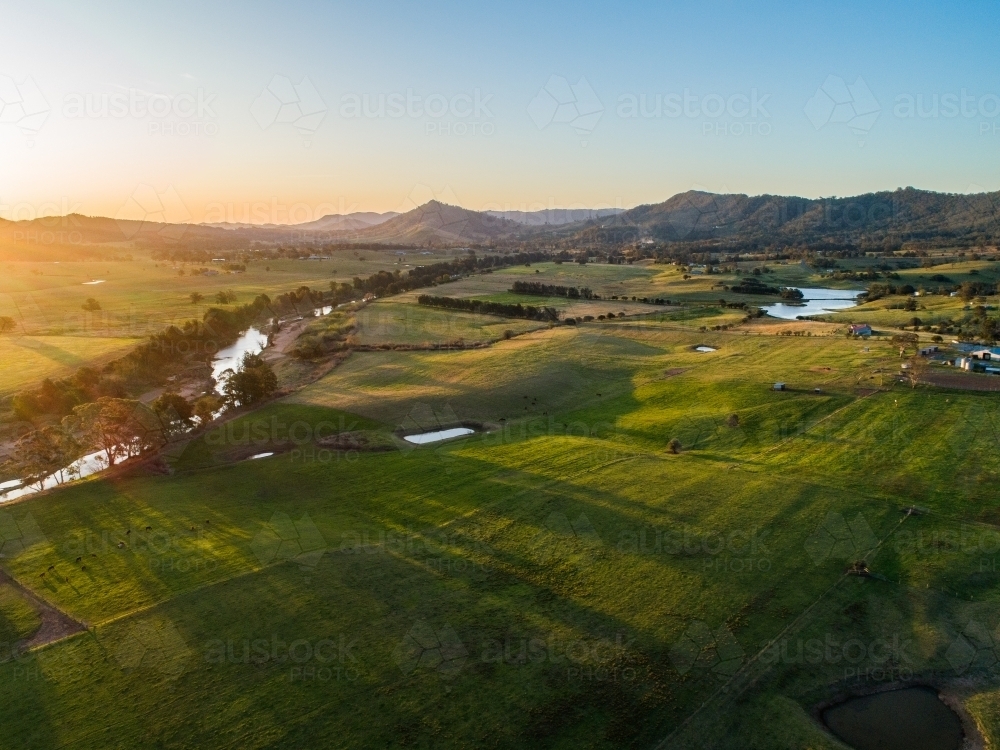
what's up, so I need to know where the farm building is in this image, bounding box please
[848,323,872,337]
[970,347,1000,361]
[957,357,1000,374]
[773,382,786,391]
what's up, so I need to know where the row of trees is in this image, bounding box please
[417,295,559,321]
[509,281,596,299]
[4,352,277,491]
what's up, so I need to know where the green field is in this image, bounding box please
[0,335,139,398]
[1,260,1000,747]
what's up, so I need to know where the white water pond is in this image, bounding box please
[403,427,475,445]
[762,287,861,320]
[82,279,106,285]
[695,346,716,352]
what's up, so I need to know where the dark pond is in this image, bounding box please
[822,687,963,750]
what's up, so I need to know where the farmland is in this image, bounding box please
[1,257,1000,747]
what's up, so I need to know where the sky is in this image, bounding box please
[2,0,1000,224]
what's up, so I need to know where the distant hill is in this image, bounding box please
[201,211,399,232]
[566,188,1000,248]
[340,200,522,244]
[485,207,624,226]
[3,188,1000,257]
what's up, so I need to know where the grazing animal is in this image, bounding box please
[126,529,130,535]
[48,565,54,571]
[75,557,82,563]
[81,565,86,571]
[117,542,125,549]
[145,526,152,531]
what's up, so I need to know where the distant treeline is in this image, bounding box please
[728,278,804,298]
[340,252,552,299]
[510,281,595,299]
[417,295,559,321]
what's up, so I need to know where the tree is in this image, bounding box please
[151,392,194,436]
[905,357,929,389]
[193,394,223,425]
[667,438,682,454]
[221,352,278,407]
[190,292,204,304]
[3,425,80,489]
[0,316,15,334]
[67,397,162,468]
[82,298,102,312]
[215,291,237,304]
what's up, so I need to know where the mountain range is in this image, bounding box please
[2,188,999,260]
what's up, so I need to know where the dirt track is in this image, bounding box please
[920,372,1000,392]
[0,568,86,650]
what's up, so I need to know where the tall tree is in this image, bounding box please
[221,352,278,408]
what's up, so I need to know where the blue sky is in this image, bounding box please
[2,0,999,222]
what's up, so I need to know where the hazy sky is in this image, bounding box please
[2,0,999,223]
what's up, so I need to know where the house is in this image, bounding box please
[848,323,872,337]
[918,345,939,356]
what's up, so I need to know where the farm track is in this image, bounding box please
[0,567,86,650]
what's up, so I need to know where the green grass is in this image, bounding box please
[0,335,138,397]
[1,279,1000,747]
[354,301,546,345]
[0,584,41,644]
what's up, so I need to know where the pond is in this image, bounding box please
[212,326,269,394]
[403,427,475,445]
[763,287,861,320]
[695,346,716,352]
[822,687,963,750]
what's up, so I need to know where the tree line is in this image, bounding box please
[509,281,595,299]
[417,295,559,321]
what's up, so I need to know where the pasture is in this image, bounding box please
[0,260,999,747]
